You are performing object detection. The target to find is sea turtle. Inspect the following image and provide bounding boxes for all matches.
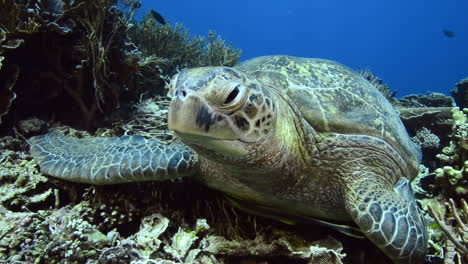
[30,55,428,263]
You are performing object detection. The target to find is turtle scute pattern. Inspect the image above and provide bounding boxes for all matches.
[235,55,421,177]
[237,56,427,263]
[29,133,198,184]
[350,177,428,263]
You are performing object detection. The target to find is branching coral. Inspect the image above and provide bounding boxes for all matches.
[428,198,468,264]
[197,31,242,67]
[428,107,468,197]
[412,127,441,150]
[0,0,242,130]
[128,14,242,95]
[0,0,42,34]
[359,69,398,105]
[437,108,467,167]
[129,17,204,76]
[74,0,139,111]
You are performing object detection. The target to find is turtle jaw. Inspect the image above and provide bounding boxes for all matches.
[168,95,243,141]
[174,131,249,158]
[169,96,250,157]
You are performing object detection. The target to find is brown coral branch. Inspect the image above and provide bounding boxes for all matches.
[428,199,468,261]
[462,199,468,223]
[451,199,468,233]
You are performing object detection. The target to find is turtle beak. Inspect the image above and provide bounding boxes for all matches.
[168,91,240,140]
[168,94,205,133]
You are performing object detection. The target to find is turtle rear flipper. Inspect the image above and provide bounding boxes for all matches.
[29,133,199,184]
[347,177,428,264]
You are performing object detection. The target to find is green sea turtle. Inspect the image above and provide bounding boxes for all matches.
[30,55,428,263]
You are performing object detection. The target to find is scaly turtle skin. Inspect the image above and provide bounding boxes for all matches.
[30,55,428,263]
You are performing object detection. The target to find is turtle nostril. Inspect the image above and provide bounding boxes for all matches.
[175,89,187,98]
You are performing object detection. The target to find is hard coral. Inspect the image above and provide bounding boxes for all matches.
[412,127,441,150]
[437,108,468,166]
[435,164,467,196]
[359,69,398,105]
[129,17,205,76]
[428,198,468,264]
[451,78,468,109]
[128,15,242,95]
[0,28,21,125]
[198,31,242,67]
[0,0,140,130]
[432,108,468,198]
[398,93,454,108]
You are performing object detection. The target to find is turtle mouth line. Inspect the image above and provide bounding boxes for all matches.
[175,131,249,157]
[175,131,225,143]
[174,131,247,144]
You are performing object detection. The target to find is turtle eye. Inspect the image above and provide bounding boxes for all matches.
[224,85,240,105]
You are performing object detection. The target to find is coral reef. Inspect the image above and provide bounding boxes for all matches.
[128,14,242,96]
[197,31,242,67]
[398,106,453,171]
[0,136,54,212]
[359,69,398,105]
[125,213,347,264]
[0,0,140,130]
[0,1,242,132]
[0,63,18,125]
[413,108,467,263]
[412,127,441,150]
[7,2,468,264]
[428,198,467,264]
[398,107,453,136]
[432,108,468,197]
[451,78,468,109]
[436,108,468,168]
[398,92,454,108]
[129,17,205,75]
[412,127,442,169]
[0,129,351,263]
[434,164,467,197]
[0,26,21,125]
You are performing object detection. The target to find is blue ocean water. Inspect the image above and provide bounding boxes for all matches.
[140,0,468,97]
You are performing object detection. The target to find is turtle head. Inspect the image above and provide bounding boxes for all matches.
[168,67,277,158]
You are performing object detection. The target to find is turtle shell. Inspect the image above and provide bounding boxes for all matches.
[235,55,421,178]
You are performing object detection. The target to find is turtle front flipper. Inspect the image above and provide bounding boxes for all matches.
[346,177,428,263]
[29,133,199,184]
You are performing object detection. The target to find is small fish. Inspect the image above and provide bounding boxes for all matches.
[149,9,167,25]
[442,29,455,38]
